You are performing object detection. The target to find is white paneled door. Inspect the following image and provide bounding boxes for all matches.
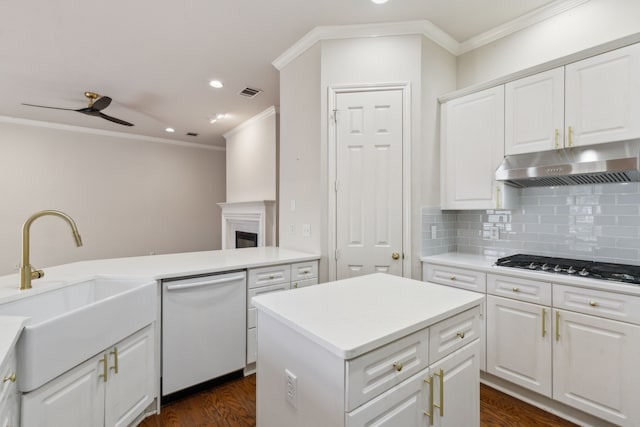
[335,89,403,279]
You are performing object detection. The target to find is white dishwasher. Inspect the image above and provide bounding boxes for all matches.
[162,270,246,396]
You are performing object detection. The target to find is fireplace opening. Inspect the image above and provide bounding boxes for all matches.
[236,231,258,248]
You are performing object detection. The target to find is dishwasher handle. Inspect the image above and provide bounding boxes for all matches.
[165,274,246,291]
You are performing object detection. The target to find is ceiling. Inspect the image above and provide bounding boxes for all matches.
[0,0,567,147]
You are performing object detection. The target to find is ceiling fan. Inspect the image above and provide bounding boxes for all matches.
[22,91,134,126]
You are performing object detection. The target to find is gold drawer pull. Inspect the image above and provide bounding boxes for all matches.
[554,128,559,149]
[393,362,403,372]
[449,275,456,281]
[512,287,520,292]
[568,126,573,147]
[301,269,310,274]
[110,347,119,374]
[456,332,465,339]
[589,301,598,307]
[3,372,16,383]
[434,369,444,416]
[542,308,547,338]
[99,354,108,382]
[424,376,434,425]
[293,283,298,288]
[268,274,275,279]
[556,311,561,342]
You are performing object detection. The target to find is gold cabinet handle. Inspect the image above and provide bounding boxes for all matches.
[496,186,502,209]
[554,128,559,149]
[99,354,108,382]
[512,287,520,293]
[3,372,16,383]
[268,274,275,280]
[568,126,573,147]
[555,311,561,342]
[434,368,444,416]
[456,332,465,339]
[302,269,310,274]
[293,282,298,288]
[589,301,598,307]
[449,275,456,281]
[393,362,403,372]
[424,376,434,426]
[542,308,547,338]
[110,347,119,374]
[391,252,400,260]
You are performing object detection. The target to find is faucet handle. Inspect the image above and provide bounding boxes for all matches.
[30,267,44,280]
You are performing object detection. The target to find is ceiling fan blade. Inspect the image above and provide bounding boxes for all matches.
[91,96,112,111]
[21,103,76,111]
[98,112,134,126]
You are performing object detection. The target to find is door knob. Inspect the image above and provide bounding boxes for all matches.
[391,252,400,260]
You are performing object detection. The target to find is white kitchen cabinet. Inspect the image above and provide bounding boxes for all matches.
[441,86,517,210]
[505,67,565,155]
[565,42,640,148]
[0,345,18,427]
[553,284,640,427]
[21,324,154,427]
[424,263,487,371]
[246,261,319,368]
[486,295,551,397]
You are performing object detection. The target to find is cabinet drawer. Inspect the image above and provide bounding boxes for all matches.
[248,264,290,289]
[291,261,318,281]
[345,328,429,412]
[429,306,481,365]
[553,284,640,325]
[248,282,290,309]
[488,274,551,305]
[424,264,486,292]
[291,277,318,289]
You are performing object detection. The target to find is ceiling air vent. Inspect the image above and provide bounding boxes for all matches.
[238,87,262,98]
[186,132,199,137]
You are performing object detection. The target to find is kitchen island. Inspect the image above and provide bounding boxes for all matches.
[252,273,485,427]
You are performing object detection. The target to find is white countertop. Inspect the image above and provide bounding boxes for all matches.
[0,246,319,304]
[422,252,640,296]
[252,273,484,360]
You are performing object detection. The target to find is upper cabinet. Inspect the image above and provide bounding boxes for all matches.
[565,42,640,147]
[441,86,517,210]
[506,43,640,155]
[505,68,564,155]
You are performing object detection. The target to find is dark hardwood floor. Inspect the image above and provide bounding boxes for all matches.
[140,375,578,427]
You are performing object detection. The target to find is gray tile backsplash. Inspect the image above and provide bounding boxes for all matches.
[422,183,640,265]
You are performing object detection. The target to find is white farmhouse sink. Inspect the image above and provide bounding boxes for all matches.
[0,277,156,392]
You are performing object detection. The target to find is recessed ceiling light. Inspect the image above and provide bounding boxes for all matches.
[371,0,388,3]
[165,127,175,133]
[216,113,226,120]
[209,80,223,89]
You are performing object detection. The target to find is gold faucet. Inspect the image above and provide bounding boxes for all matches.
[20,210,83,290]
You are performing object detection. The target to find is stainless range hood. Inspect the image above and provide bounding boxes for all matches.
[495,140,640,188]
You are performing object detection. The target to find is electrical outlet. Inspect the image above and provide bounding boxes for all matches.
[302,224,311,237]
[285,369,297,409]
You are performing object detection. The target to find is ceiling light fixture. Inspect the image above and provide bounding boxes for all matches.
[371,0,389,3]
[209,80,224,89]
[165,127,175,133]
[210,113,227,124]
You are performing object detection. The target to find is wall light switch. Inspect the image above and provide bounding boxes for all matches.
[302,224,311,237]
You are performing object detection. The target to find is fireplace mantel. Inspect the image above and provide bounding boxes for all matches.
[217,200,276,249]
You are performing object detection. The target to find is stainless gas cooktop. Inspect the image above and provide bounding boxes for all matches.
[495,254,640,285]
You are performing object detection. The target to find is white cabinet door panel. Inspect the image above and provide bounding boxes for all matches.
[565,43,640,147]
[505,67,564,154]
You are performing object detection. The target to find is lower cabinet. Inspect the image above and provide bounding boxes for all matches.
[346,340,480,427]
[486,295,552,397]
[21,324,155,427]
[0,347,18,427]
[553,309,640,426]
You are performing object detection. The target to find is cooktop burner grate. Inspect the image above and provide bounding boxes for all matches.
[495,254,640,285]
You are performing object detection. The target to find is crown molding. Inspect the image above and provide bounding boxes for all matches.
[223,105,278,140]
[272,0,590,69]
[272,20,459,70]
[458,0,590,54]
[0,116,226,151]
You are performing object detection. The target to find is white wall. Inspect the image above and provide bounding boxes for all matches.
[224,107,277,203]
[278,44,322,265]
[457,0,640,87]
[0,121,226,275]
